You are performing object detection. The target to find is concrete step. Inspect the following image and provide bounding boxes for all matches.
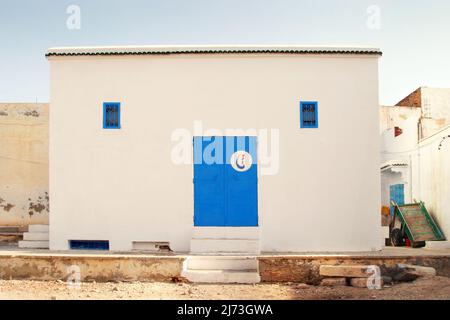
[0,242,18,247]
[0,233,23,243]
[23,232,49,241]
[18,240,49,249]
[0,226,21,233]
[182,269,261,283]
[0,232,23,236]
[28,225,49,233]
[186,257,258,271]
[192,227,260,240]
[190,239,260,254]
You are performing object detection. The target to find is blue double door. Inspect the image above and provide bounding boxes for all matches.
[193,136,258,227]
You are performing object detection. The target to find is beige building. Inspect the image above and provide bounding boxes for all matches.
[387,87,450,139]
[0,103,49,227]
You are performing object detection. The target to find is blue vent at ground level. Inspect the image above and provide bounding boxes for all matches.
[69,240,110,250]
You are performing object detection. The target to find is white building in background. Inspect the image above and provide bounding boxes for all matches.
[47,45,382,253]
[380,87,450,241]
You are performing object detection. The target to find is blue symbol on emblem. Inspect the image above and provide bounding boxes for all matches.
[231,151,252,172]
[236,155,246,170]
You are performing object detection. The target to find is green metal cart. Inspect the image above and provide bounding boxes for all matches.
[389,201,446,248]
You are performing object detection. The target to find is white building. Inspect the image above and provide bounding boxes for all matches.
[380,87,450,242]
[47,45,382,253]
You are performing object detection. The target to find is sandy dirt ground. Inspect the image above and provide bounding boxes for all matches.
[0,276,449,300]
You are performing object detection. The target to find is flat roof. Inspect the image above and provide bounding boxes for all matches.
[46,45,382,57]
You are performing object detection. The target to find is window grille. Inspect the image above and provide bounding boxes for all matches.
[300,101,318,128]
[103,102,121,129]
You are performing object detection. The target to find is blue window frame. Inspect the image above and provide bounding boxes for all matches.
[103,102,121,129]
[300,101,318,128]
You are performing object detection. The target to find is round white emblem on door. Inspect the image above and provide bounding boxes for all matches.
[230,151,253,172]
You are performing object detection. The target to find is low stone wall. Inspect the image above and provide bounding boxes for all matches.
[0,252,448,283]
[0,254,184,282]
[258,255,450,284]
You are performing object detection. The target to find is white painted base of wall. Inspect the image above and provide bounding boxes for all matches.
[182,256,260,283]
[190,239,260,254]
[186,256,258,270]
[425,241,450,250]
[190,227,260,254]
[381,226,390,239]
[183,270,260,283]
[381,226,390,246]
[18,240,49,249]
[192,227,260,240]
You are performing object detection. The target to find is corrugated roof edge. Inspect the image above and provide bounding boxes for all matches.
[45,45,382,57]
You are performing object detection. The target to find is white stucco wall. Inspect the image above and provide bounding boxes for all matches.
[381,123,450,239]
[379,106,419,209]
[415,127,450,238]
[49,52,381,252]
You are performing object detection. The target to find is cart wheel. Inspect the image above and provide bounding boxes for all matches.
[390,228,404,247]
[411,241,426,248]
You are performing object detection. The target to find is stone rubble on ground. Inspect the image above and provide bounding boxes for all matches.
[319,264,436,289]
[397,264,437,277]
[393,264,437,282]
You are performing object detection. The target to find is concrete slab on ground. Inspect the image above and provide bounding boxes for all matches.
[320,265,371,278]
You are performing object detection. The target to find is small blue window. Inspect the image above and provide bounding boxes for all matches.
[103,102,121,129]
[300,101,318,128]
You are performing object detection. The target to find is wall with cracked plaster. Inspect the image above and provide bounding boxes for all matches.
[0,103,49,226]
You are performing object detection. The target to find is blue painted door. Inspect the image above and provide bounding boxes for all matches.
[390,184,405,216]
[193,136,258,227]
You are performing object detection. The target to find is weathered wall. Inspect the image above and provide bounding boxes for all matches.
[394,87,450,120]
[0,103,49,226]
[421,118,447,139]
[421,87,450,121]
[0,253,184,282]
[379,105,421,134]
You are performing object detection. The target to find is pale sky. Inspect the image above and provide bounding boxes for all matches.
[1,0,450,105]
